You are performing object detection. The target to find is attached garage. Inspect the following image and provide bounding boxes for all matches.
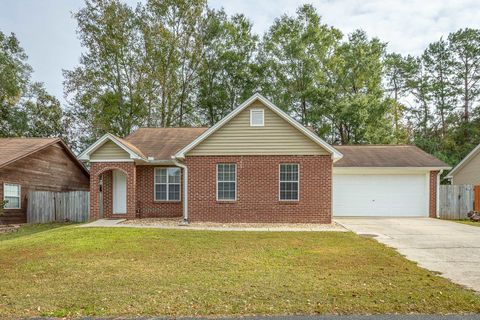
[333,172,428,217]
[332,146,450,218]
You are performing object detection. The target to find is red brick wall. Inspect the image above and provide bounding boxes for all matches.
[184,155,332,223]
[136,165,183,218]
[429,170,439,218]
[90,162,137,220]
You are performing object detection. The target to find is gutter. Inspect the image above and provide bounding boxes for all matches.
[172,157,189,224]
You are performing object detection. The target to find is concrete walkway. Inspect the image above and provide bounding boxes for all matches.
[80,218,347,232]
[336,217,480,292]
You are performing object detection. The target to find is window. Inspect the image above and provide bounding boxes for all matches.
[154,167,181,201]
[217,163,236,201]
[3,183,20,209]
[279,164,299,201]
[250,108,264,126]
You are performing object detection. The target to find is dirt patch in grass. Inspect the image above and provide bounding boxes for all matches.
[0,227,479,318]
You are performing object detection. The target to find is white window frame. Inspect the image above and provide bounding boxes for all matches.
[216,163,237,201]
[250,108,265,127]
[279,163,300,201]
[3,183,21,209]
[154,167,181,202]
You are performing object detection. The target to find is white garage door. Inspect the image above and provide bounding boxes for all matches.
[333,174,428,217]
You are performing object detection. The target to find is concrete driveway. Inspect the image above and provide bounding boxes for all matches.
[335,217,480,292]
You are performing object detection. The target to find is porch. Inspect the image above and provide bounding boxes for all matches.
[89,162,183,220]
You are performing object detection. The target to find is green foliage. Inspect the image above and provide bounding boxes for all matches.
[3,1,480,169]
[0,31,66,140]
[0,200,6,215]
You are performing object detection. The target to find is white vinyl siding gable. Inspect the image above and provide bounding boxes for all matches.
[188,103,329,156]
[90,140,131,161]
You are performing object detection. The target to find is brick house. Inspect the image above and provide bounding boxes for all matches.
[0,138,90,224]
[79,93,450,223]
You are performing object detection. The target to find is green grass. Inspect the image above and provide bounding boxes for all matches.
[0,225,479,318]
[454,220,480,227]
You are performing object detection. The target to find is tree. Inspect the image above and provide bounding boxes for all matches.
[327,30,392,144]
[259,4,342,135]
[64,0,147,144]
[422,38,457,137]
[383,53,410,142]
[0,31,31,136]
[196,9,258,125]
[139,0,207,127]
[448,28,480,122]
[0,30,65,139]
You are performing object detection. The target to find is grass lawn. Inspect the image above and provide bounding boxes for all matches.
[454,219,480,227]
[0,225,480,318]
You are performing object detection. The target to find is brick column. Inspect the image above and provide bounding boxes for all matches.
[89,169,100,221]
[429,170,439,218]
[126,164,136,219]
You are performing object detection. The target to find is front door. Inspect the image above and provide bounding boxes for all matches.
[112,170,127,214]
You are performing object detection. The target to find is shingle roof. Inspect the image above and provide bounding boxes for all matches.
[333,145,449,168]
[0,137,89,174]
[125,127,208,160]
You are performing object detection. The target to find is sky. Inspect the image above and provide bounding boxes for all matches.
[1,0,480,103]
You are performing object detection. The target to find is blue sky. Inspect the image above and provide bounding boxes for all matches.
[1,0,479,103]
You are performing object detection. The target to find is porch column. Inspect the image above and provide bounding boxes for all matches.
[89,163,101,221]
[126,163,137,219]
[429,170,440,218]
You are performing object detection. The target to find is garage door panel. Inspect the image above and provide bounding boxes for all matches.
[333,174,428,217]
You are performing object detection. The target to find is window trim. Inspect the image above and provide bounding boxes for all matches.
[278,163,300,202]
[216,163,237,201]
[154,167,181,202]
[250,108,265,127]
[3,183,21,209]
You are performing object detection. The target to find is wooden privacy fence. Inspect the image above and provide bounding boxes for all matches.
[27,191,90,223]
[439,185,473,220]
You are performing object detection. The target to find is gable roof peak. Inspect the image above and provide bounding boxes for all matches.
[174,93,343,161]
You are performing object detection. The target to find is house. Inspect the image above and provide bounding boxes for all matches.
[446,143,480,185]
[79,93,450,223]
[0,138,90,224]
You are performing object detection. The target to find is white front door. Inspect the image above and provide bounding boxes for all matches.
[333,173,429,217]
[112,170,127,214]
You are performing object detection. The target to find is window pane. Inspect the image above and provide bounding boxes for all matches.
[168,184,180,201]
[155,168,167,184]
[4,184,19,197]
[4,196,19,209]
[168,168,180,184]
[280,164,299,200]
[155,184,167,201]
[251,109,264,126]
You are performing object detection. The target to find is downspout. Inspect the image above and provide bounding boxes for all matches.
[436,169,443,218]
[172,157,188,224]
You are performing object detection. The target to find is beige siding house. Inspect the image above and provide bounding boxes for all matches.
[447,144,480,185]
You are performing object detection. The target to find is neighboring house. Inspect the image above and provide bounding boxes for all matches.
[446,143,480,185]
[79,93,450,223]
[0,138,90,224]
